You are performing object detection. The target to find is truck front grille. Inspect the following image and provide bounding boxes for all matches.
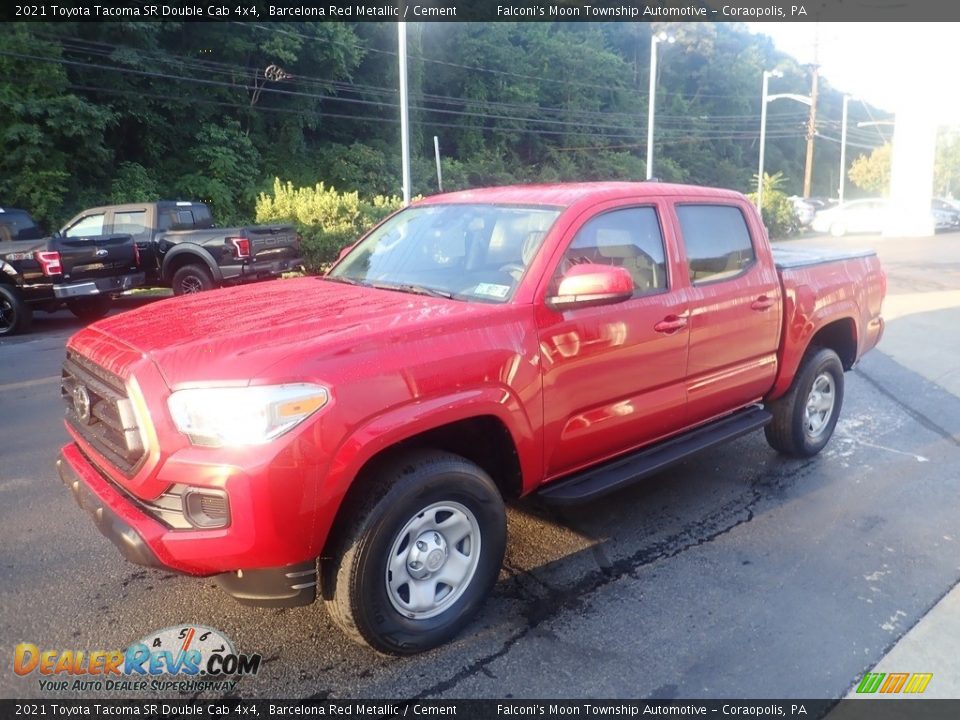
[61,352,146,476]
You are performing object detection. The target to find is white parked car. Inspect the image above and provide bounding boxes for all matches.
[788,196,816,227]
[812,198,954,236]
[811,199,892,237]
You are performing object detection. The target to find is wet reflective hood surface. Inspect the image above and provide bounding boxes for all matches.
[85,277,498,388]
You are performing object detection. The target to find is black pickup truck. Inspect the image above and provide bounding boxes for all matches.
[60,201,302,295]
[0,207,143,336]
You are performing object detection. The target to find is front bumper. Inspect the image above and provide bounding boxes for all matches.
[53,272,145,299]
[57,452,164,569]
[57,444,317,607]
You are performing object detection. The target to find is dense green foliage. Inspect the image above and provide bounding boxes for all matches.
[256,178,405,270]
[746,172,799,238]
[1,21,895,234]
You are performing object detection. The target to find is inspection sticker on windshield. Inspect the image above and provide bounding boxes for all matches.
[474,283,511,299]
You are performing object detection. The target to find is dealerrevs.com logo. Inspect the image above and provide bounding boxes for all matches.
[13,625,261,693]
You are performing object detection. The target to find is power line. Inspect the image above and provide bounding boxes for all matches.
[39,33,820,135]
[814,132,885,151]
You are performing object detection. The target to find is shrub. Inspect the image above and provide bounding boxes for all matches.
[256,178,405,271]
[746,172,800,239]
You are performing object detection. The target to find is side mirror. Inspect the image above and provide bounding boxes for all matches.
[546,263,634,311]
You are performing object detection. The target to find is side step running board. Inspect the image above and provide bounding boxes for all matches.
[537,406,772,505]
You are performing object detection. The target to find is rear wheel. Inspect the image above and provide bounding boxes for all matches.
[829,221,847,237]
[765,347,844,457]
[171,264,214,295]
[0,285,32,336]
[323,450,506,655]
[67,296,111,321]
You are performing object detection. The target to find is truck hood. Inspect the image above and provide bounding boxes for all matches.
[84,278,498,388]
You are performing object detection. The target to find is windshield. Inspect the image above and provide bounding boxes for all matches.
[328,204,561,303]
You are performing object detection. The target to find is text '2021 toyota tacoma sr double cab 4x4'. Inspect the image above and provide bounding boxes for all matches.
[56,183,885,654]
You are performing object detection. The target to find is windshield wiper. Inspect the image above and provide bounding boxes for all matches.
[367,281,457,300]
[323,275,364,286]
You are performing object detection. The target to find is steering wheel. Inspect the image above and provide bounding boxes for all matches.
[498,263,525,281]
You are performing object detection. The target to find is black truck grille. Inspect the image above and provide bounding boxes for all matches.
[61,352,146,476]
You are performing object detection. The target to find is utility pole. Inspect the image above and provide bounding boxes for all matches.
[802,27,819,198]
[398,22,411,206]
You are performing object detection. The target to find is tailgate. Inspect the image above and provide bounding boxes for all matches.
[244,226,300,263]
[50,234,139,281]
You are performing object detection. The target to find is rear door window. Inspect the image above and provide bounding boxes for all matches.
[113,210,149,239]
[676,205,756,284]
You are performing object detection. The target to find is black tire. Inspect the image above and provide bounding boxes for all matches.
[764,347,845,457]
[171,264,214,295]
[322,450,506,655]
[0,284,32,337]
[67,296,112,321]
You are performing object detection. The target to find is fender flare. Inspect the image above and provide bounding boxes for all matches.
[770,294,860,400]
[160,244,223,284]
[313,387,540,552]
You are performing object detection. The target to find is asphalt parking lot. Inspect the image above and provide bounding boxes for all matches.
[2,232,959,700]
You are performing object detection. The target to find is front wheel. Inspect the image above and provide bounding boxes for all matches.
[67,296,112,321]
[765,347,845,457]
[323,450,506,655]
[829,222,847,238]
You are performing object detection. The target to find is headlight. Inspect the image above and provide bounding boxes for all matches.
[167,384,329,447]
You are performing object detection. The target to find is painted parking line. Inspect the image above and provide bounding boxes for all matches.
[0,375,61,393]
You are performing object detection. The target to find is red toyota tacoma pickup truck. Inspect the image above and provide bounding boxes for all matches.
[56,183,885,654]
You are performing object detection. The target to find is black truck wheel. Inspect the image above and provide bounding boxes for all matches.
[764,347,845,457]
[0,285,32,336]
[323,450,506,655]
[171,264,214,295]
[67,296,112,321]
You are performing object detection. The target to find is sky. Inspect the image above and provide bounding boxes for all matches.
[748,22,960,123]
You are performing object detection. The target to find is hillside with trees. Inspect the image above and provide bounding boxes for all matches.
[1,21,897,232]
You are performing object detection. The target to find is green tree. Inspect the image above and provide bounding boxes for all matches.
[0,24,110,226]
[934,130,960,198]
[175,121,261,224]
[848,143,892,195]
[110,162,160,204]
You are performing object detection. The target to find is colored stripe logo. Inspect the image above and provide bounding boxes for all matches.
[856,672,933,694]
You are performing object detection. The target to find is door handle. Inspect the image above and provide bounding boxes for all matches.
[751,295,775,311]
[654,315,688,334]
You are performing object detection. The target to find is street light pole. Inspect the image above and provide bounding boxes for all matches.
[398,22,411,206]
[757,70,810,213]
[646,32,674,180]
[757,70,780,212]
[839,94,851,205]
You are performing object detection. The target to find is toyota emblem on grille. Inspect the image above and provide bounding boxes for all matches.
[95,248,108,256]
[72,384,93,424]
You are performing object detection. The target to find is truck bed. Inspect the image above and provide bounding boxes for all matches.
[769,245,886,401]
[772,245,877,269]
